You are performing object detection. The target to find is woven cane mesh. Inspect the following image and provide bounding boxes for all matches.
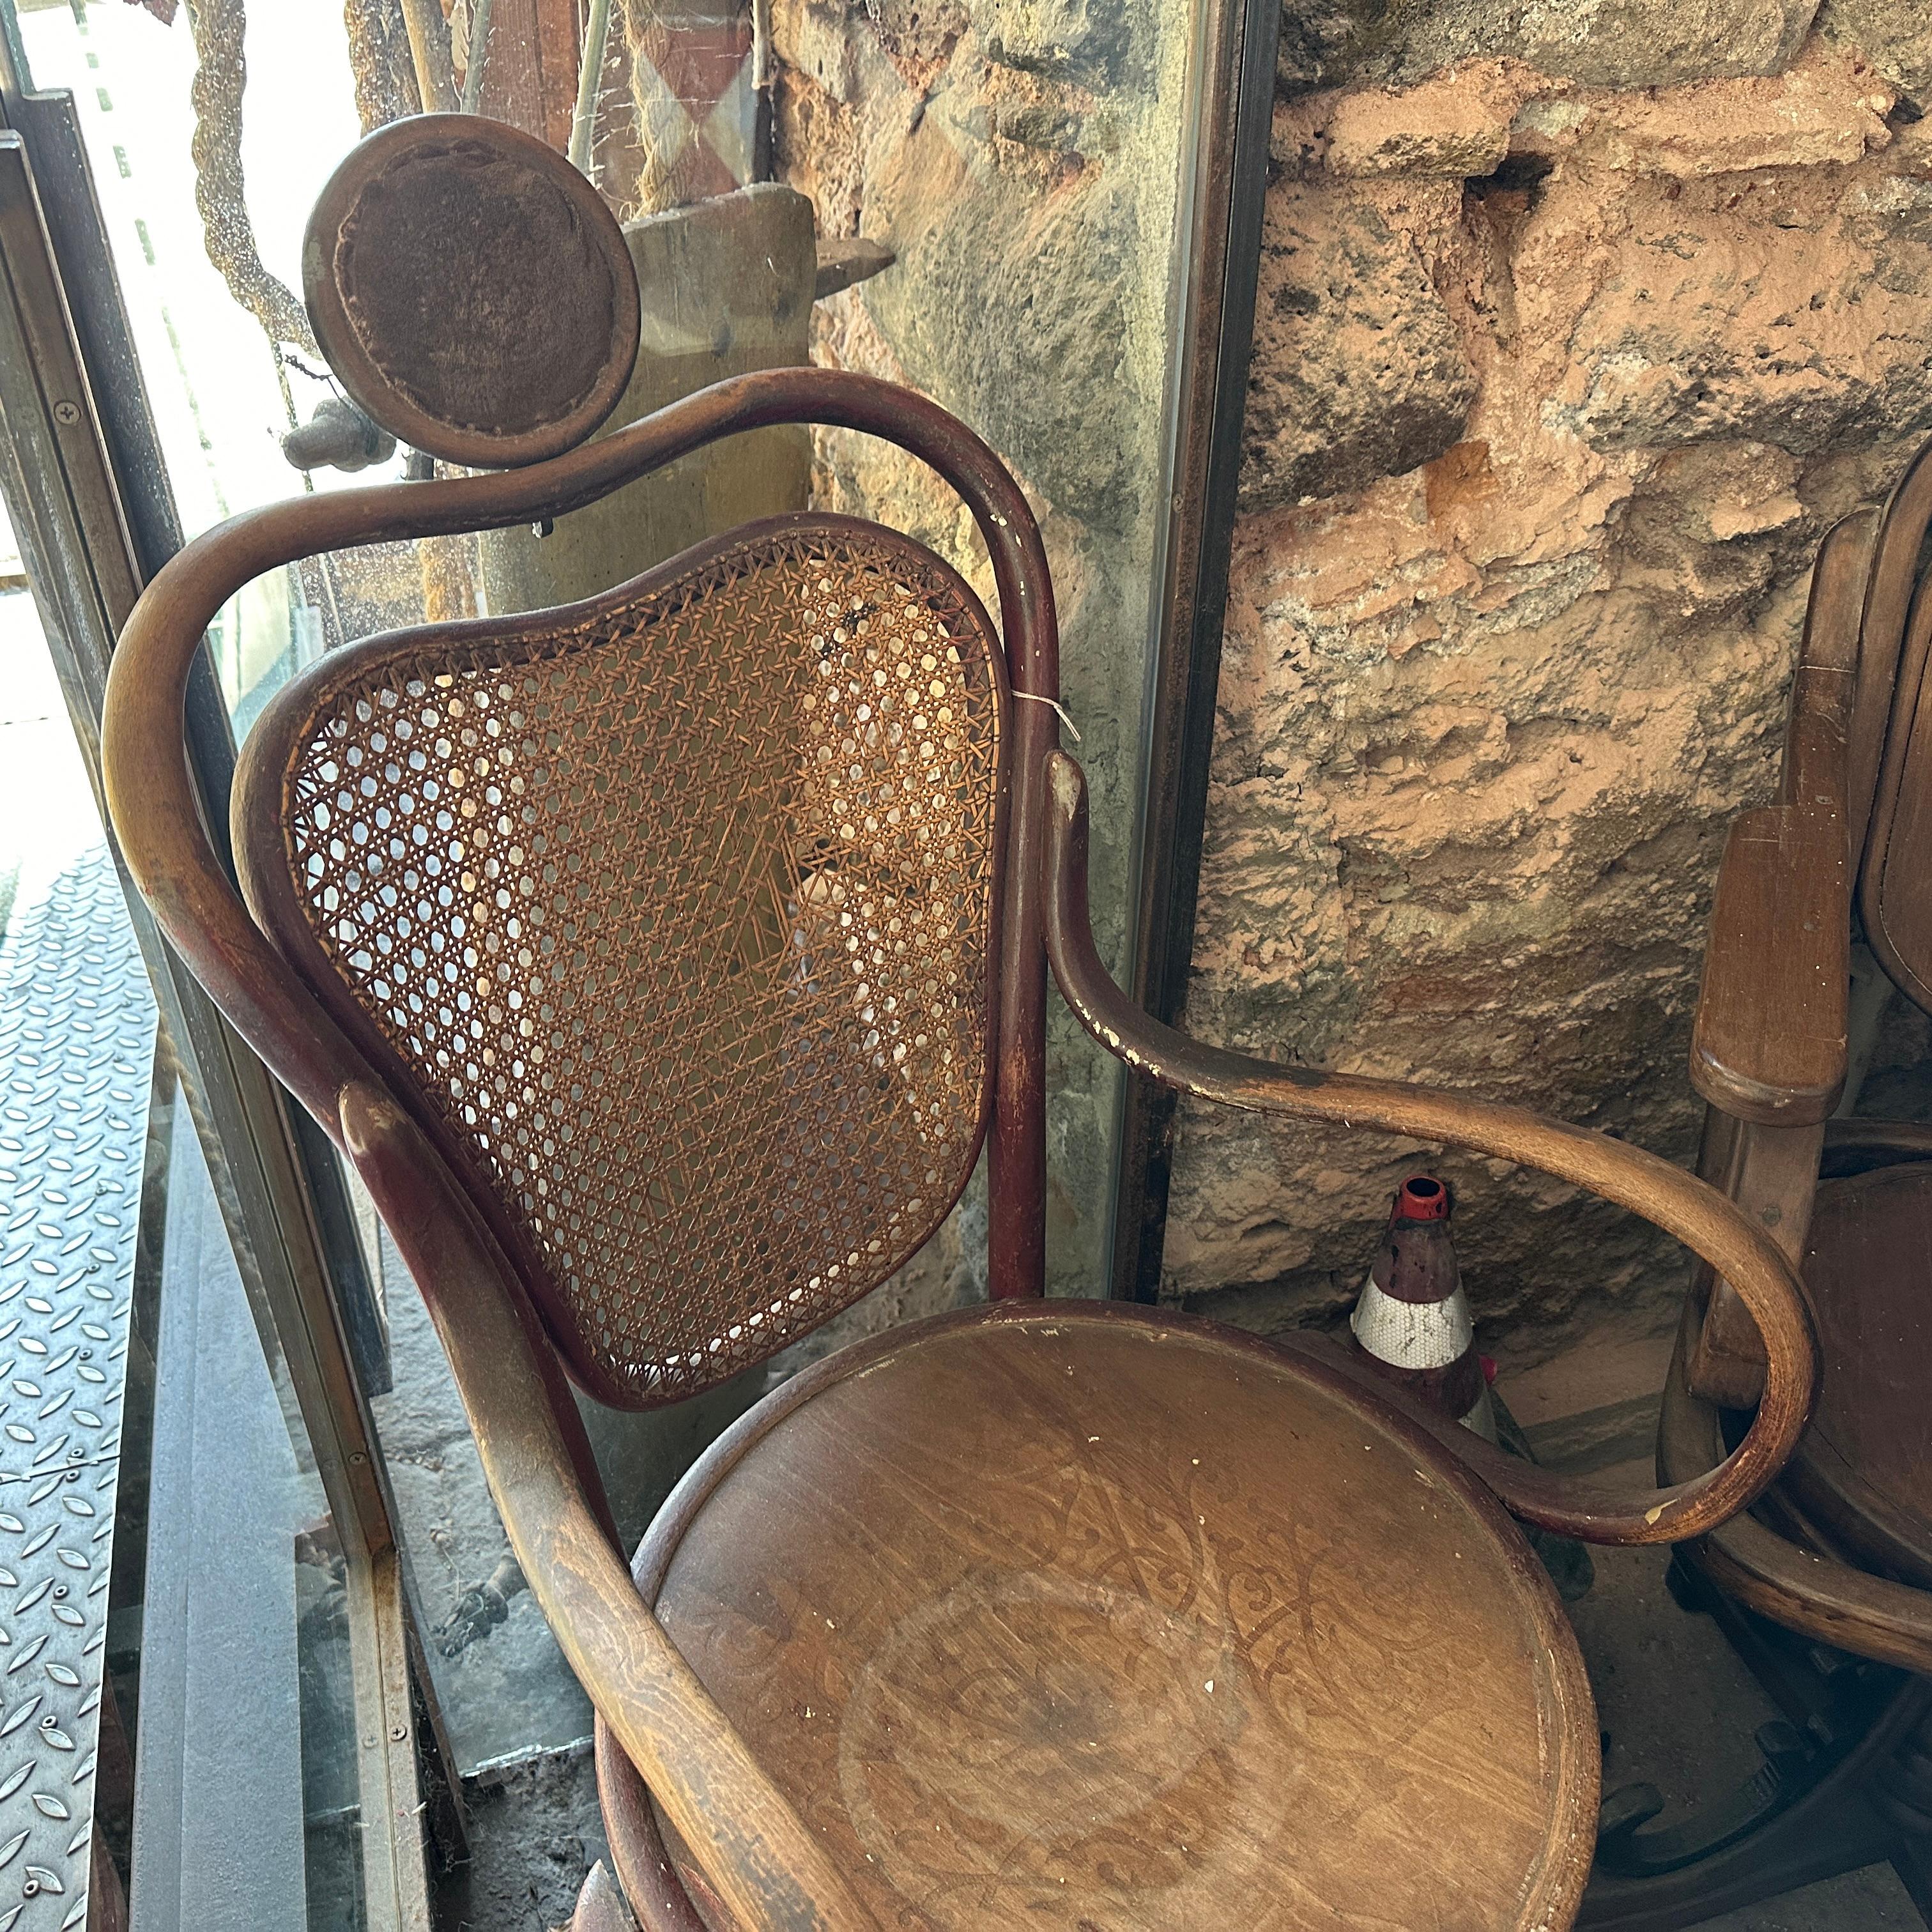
[253,520,1005,1404]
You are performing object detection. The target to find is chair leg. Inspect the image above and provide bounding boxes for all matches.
[569,1860,640,1932]
[1579,1558,1932,1929]
[1579,1764,1902,1929]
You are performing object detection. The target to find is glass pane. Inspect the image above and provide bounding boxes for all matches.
[778,6,1200,1299]
[13,0,424,736]
[8,0,1206,1779]
[0,524,367,1925]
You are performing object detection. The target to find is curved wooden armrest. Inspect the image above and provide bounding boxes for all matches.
[100,366,1051,1932]
[1823,1117,1932,1163]
[342,1089,877,1932]
[341,1084,877,1932]
[102,365,1057,1146]
[1658,1313,1932,1675]
[1042,751,1816,1546]
[1690,807,1848,1126]
[1690,509,1866,1127]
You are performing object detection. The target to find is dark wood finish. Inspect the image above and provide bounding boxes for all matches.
[1631,432,1932,1931]
[1690,508,1866,1126]
[1043,749,1817,1546]
[572,1860,642,1931]
[233,514,1007,1409]
[342,1080,876,1931]
[628,1301,1597,1932]
[1684,510,1867,1407]
[1825,1117,1932,1162]
[106,357,1816,1930]
[1664,436,1932,1674]
[1781,1165,1932,1588]
[1660,1309,1932,1675]
[103,367,1061,1298]
[1851,437,1932,853]
[1683,1111,1823,1411]
[105,367,1055,1928]
[302,115,640,468]
[1862,570,1932,1010]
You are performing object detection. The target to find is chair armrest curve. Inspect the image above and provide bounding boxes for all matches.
[1690,808,1848,1125]
[340,1084,878,1932]
[1659,1320,1932,1674]
[1692,507,1867,1126]
[1042,751,1816,1547]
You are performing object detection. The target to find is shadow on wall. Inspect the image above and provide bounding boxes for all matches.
[1175,1,1932,1353]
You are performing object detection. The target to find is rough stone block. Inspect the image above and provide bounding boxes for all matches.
[1241,180,1477,510]
[1278,0,1824,94]
[861,102,1145,530]
[1280,38,1896,182]
[983,0,1138,81]
[1173,61,1932,1341]
[1558,145,1932,455]
[1820,0,1932,106]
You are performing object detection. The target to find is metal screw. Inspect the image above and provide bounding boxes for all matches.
[51,401,79,425]
[348,1451,367,1465]
[388,1723,408,1742]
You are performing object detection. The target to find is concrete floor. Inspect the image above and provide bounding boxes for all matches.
[437,1747,611,1932]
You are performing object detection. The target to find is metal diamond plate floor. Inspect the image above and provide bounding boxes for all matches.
[0,847,153,1929]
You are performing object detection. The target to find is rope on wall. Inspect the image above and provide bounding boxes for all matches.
[183,0,319,354]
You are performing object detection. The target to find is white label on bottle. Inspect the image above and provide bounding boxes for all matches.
[1350,1274,1473,1370]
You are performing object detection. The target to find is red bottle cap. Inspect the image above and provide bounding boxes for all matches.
[1392,1175,1451,1223]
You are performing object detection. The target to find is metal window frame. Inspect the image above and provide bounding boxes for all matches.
[1108,0,1280,1304]
[0,68,442,1932]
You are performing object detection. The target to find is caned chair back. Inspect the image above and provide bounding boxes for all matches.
[234,512,1009,1405]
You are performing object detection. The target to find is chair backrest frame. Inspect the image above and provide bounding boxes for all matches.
[103,367,1064,1416]
[1855,434,1932,1013]
[233,510,1012,1406]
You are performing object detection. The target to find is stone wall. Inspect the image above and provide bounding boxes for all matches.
[1167,6,1932,1354]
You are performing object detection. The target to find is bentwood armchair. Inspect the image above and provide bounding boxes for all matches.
[103,362,1820,1931]
[1583,438,1932,1925]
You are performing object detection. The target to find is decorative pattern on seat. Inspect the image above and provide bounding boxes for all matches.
[239,516,1006,1404]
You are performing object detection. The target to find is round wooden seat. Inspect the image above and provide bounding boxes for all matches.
[1783,1165,1932,1586]
[599,1301,1598,1931]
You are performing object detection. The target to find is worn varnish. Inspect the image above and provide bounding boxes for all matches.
[1783,1167,1932,1586]
[236,515,1006,1408]
[303,115,640,468]
[634,1303,1597,1932]
[101,364,1820,1931]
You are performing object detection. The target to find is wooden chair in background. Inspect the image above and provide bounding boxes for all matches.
[1584,441,1932,1928]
